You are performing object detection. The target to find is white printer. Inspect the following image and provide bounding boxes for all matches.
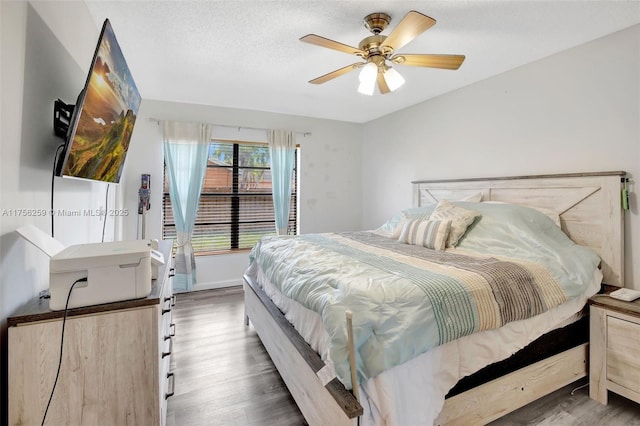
[49,240,164,310]
[16,226,165,311]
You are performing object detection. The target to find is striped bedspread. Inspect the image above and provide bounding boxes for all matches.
[337,232,566,340]
[249,204,600,389]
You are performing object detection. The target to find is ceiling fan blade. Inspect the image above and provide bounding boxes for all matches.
[300,34,366,56]
[381,11,436,52]
[308,62,363,84]
[377,71,391,94]
[392,54,465,70]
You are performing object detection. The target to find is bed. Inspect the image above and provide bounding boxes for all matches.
[243,171,626,425]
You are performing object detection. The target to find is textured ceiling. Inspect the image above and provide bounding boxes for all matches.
[83,1,640,123]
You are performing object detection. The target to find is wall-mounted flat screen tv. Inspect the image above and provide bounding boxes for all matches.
[55,18,141,183]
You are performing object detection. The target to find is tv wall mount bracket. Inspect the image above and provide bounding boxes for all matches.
[53,99,75,139]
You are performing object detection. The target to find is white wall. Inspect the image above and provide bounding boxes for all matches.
[120,99,363,289]
[0,2,117,423]
[362,24,640,289]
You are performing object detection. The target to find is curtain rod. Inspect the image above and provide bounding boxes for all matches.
[148,117,312,137]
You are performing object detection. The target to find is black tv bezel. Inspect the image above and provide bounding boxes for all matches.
[55,18,139,184]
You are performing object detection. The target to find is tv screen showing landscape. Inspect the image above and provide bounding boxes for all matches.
[59,19,141,183]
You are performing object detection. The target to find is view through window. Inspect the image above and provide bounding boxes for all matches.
[163,140,298,254]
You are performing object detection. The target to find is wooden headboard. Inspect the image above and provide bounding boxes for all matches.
[412,171,626,287]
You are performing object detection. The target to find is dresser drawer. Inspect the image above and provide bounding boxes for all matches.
[159,291,174,356]
[157,266,175,426]
[606,315,640,394]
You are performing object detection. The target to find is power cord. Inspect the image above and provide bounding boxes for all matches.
[571,381,589,395]
[101,184,110,242]
[51,144,65,238]
[41,277,87,426]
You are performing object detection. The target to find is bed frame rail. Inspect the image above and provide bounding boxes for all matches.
[436,343,588,425]
[243,274,362,425]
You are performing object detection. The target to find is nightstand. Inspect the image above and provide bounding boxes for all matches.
[589,293,640,405]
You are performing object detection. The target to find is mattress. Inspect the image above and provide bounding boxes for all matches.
[249,262,600,425]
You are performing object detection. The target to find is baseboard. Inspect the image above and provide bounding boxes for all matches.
[191,278,243,291]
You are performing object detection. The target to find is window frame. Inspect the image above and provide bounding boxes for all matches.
[162,138,299,255]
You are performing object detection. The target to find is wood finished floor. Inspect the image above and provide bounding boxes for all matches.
[167,287,640,425]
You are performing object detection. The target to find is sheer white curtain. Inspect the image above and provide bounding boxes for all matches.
[267,130,296,235]
[162,120,213,291]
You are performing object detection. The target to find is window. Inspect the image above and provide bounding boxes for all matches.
[163,140,298,254]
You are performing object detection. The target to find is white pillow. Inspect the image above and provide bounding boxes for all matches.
[460,192,483,202]
[482,201,561,227]
[429,200,481,247]
[530,206,562,228]
[398,219,451,251]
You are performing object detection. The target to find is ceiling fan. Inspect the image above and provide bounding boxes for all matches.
[300,11,465,95]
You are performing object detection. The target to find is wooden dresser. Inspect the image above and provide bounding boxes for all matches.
[589,293,640,406]
[8,240,175,426]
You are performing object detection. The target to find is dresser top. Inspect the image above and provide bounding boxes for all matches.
[8,240,173,327]
[589,293,640,318]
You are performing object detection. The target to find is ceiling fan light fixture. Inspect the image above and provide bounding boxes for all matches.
[301,10,464,95]
[383,67,405,92]
[357,62,377,95]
